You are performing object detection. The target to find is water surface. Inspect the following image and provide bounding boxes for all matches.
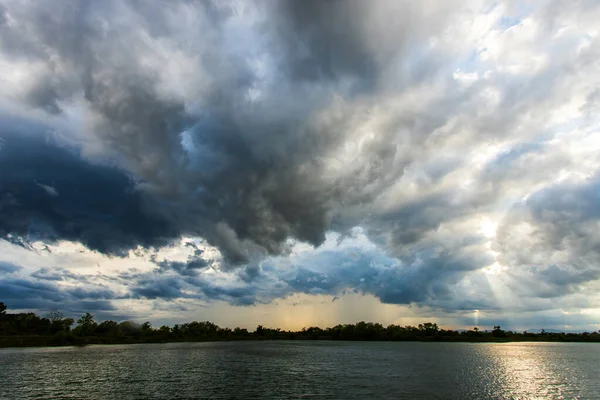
[1,341,599,399]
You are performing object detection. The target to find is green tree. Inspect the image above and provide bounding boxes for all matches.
[118,321,142,338]
[141,321,153,337]
[96,320,118,336]
[418,322,439,336]
[74,313,97,336]
[0,302,6,316]
[62,318,74,331]
[46,310,73,333]
[158,325,171,336]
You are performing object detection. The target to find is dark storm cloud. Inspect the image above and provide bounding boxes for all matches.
[267,0,456,91]
[270,0,380,86]
[130,279,184,300]
[154,258,211,277]
[127,271,258,306]
[0,275,117,311]
[0,0,334,262]
[0,0,461,264]
[123,234,494,311]
[1,0,600,325]
[0,132,177,255]
[0,278,64,303]
[280,243,493,308]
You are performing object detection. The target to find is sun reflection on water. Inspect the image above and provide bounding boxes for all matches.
[480,343,589,399]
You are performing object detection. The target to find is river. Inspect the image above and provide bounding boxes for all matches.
[1,341,599,399]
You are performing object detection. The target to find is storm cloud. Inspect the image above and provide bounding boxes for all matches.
[0,130,177,255]
[1,0,600,329]
[0,0,490,263]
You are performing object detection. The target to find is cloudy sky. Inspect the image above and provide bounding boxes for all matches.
[1,0,600,331]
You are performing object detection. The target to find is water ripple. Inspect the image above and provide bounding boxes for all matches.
[0,342,599,399]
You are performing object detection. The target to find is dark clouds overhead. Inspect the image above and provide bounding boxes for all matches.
[0,276,118,313]
[1,0,347,262]
[0,131,176,255]
[0,0,476,264]
[0,0,599,327]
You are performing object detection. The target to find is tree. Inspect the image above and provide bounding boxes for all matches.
[96,320,118,335]
[233,327,249,336]
[118,321,142,338]
[141,321,153,336]
[418,322,439,336]
[62,318,74,331]
[75,313,97,336]
[0,302,6,316]
[48,310,63,323]
[46,310,73,333]
[492,325,505,338]
[158,325,171,336]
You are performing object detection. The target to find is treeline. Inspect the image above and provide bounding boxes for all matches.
[1,302,600,347]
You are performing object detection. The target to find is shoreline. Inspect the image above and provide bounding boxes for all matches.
[3,335,600,349]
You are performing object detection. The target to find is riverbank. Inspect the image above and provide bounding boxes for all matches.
[3,334,600,348]
[3,307,599,348]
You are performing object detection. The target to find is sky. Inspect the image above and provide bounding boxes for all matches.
[1,0,600,332]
